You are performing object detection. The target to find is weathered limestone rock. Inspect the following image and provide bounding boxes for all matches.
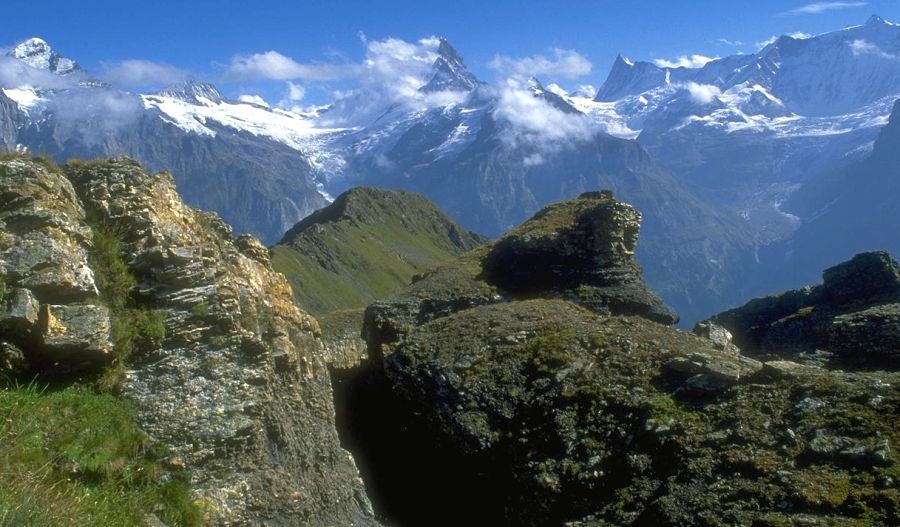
[692,321,739,354]
[0,158,98,303]
[0,287,40,334]
[38,304,113,362]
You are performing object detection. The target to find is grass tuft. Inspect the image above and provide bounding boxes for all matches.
[0,381,202,526]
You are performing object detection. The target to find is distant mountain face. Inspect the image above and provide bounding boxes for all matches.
[3,18,900,322]
[749,99,900,294]
[0,43,329,243]
[577,15,900,241]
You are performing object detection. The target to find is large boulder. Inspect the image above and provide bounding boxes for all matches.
[483,191,677,325]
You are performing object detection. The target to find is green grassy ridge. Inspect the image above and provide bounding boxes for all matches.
[273,187,487,314]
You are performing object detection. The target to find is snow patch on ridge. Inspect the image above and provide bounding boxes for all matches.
[142,93,347,147]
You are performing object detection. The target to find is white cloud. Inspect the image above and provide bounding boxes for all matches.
[717,38,745,47]
[238,94,269,107]
[756,36,779,49]
[0,55,70,90]
[755,32,811,50]
[100,60,187,88]
[782,2,867,15]
[276,81,308,110]
[286,81,305,101]
[849,39,898,59]
[362,36,442,97]
[491,78,596,149]
[522,153,545,166]
[683,82,722,104]
[488,48,592,80]
[572,84,597,98]
[224,50,358,81]
[652,54,716,69]
[319,36,475,126]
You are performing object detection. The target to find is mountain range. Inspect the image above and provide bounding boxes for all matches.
[4,16,900,322]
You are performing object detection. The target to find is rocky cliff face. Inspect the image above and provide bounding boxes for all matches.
[0,155,378,526]
[332,193,900,527]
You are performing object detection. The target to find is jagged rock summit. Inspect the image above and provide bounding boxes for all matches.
[0,155,378,526]
[420,38,482,93]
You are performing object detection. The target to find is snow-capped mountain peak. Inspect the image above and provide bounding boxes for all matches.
[594,54,670,102]
[8,37,82,76]
[420,38,482,93]
[865,14,891,27]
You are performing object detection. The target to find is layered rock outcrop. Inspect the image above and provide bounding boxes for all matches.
[709,251,900,367]
[0,156,378,526]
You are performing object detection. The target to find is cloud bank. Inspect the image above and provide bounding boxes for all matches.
[849,39,899,59]
[224,50,359,81]
[488,48,592,80]
[782,2,867,16]
[653,54,717,69]
[100,60,187,88]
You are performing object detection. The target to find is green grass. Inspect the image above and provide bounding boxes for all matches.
[272,188,485,315]
[525,328,577,375]
[0,382,202,526]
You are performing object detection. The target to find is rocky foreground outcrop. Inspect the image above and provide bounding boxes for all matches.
[363,191,677,360]
[0,156,378,526]
[337,193,900,526]
[709,251,900,368]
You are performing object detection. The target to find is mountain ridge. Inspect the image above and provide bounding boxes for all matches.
[272,186,487,315]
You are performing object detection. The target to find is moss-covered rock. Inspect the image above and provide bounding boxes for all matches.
[349,198,899,526]
[375,299,900,525]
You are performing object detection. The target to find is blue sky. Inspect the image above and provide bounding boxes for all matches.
[3,0,900,105]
